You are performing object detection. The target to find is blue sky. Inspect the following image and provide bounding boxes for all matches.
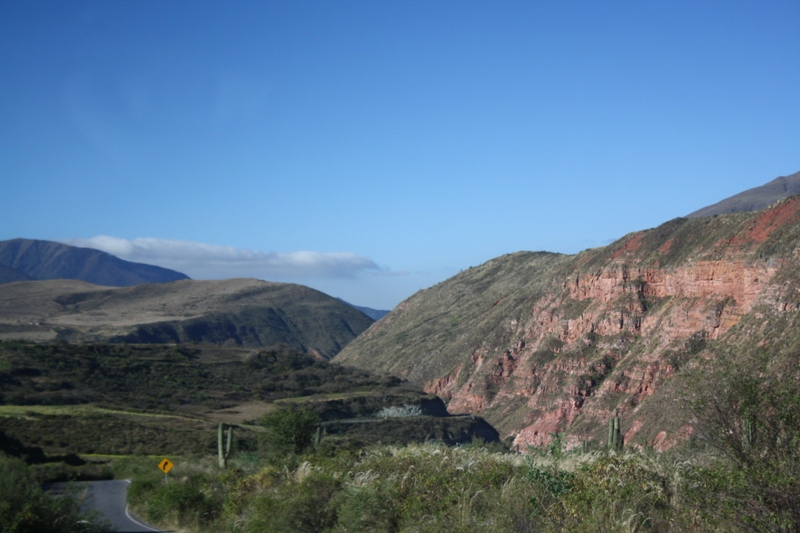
[1,1,798,310]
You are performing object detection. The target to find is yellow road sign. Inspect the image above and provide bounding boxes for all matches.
[158,458,174,474]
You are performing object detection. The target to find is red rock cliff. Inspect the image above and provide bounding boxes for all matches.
[336,197,800,451]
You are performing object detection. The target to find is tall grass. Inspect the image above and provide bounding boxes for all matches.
[124,441,745,533]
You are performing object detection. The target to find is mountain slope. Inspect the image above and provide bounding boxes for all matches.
[0,278,374,357]
[0,238,189,286]
[336,196,800,449]
[686,170,800,218]
[0,264,31,284]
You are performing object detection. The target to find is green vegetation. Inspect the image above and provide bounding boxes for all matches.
[218,423,234,468]
[0,455,112,533]
[0,409,231,456]
[0,340,504,530]
[259,406,320,457]
[115,354,800,532]
[0,341,407,411]
[0,341,496,466]
[120,435,796,532]
[0,341,449,456]
[684,347,800,531]
[607,416,623,452]
[2,331,799,531]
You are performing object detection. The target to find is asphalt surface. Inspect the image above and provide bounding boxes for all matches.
[79,480,161,533]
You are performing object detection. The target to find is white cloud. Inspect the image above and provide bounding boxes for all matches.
[62,236,380,280]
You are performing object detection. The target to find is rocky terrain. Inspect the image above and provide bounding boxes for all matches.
[336,194,800,450]
[0,278,374,357]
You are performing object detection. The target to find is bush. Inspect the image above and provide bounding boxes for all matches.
[0,455,111,533]
[259,406,320,457]
[333,480,402,532]
[561,455,674,532]
[128,473,222,530]
[244,470,340,533]
[686,349,800,531]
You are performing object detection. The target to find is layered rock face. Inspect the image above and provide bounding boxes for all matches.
[336,197,800,450]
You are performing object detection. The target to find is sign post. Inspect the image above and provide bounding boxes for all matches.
[158,457,174,483]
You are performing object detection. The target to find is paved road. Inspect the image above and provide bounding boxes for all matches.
[80,480,161,533]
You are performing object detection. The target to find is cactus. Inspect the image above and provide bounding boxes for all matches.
[608,417,623,452]
[218,423,233,469]
[742,407,756,450]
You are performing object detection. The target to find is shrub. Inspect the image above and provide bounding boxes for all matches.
[244,470,340,533]
[0,455,111,533]
[259,406,320,457]
[686,349,800,531]
[333,480,402,532]
[128,473,222,530]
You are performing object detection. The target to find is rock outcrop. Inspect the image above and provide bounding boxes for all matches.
[336,196,800,450]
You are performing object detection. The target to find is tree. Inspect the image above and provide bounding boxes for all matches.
[686,348,800,531]
[260,406,320,456]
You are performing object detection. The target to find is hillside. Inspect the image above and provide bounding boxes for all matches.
[336,195,800,449]
[0,278,373,357]
[0,341,500,457]
[686,169,800,217]
[0,238,188,286]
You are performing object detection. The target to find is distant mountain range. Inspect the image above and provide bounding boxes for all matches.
[0,238,381,355]
[0,263,31,284]
[0,238,389,322]
[0,238,188,286]
[687,169,800,218]
[337,299,390,320]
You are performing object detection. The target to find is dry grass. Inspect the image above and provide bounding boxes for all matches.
[0,278,373,355]
[202,401,277,424]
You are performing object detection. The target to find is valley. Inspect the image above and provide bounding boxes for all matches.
[0,341,486,456]
[2,176,800,532]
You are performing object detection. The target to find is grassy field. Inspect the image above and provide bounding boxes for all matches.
[0,404,188,418]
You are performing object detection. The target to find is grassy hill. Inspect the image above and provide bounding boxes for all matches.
[335,251,567,383]
[0,278,373,357]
